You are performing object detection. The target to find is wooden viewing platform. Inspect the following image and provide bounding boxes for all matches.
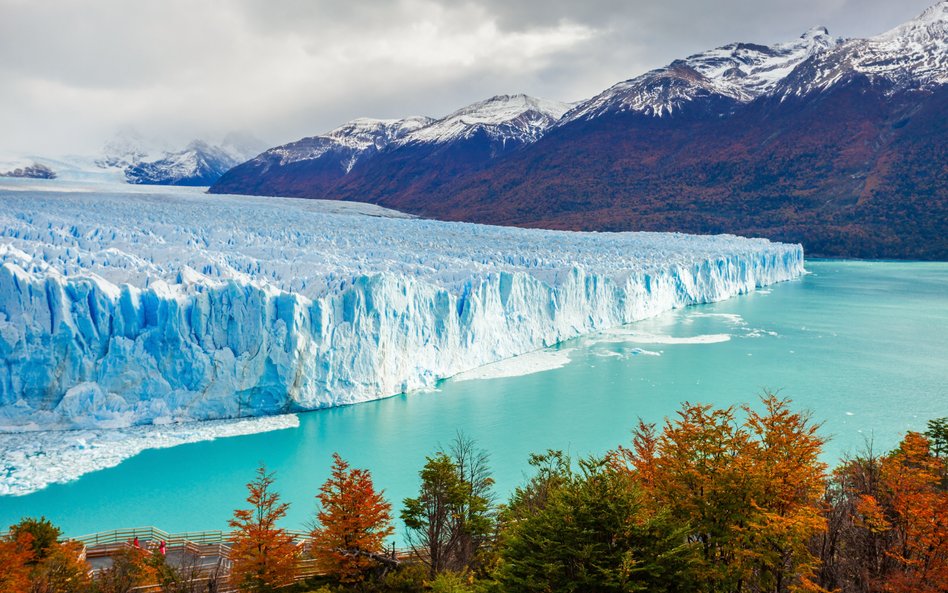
[64,525,415,590]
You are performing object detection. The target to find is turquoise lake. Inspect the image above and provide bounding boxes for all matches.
[0,260,945,539]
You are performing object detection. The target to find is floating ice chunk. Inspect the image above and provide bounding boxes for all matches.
[688,312,747,326]
[595,329,732,345]
[451,348,573,382]
[0,414,300,496]
[629,348,662,356]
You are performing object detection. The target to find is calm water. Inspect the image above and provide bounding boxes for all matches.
[1,260,945,538]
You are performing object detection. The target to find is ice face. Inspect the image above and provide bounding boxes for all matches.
[0,184,804,431]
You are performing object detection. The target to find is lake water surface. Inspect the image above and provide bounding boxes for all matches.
[1,260,945,539]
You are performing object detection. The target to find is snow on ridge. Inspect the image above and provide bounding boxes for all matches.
[398,94,573,145]
[777,0,948,95]
[0,184,804,432]
[259,94,569,171]
[265,116,432,167]
[562,26,840,121]
[563,2,947,121]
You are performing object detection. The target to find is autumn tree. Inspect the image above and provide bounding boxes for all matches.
[311,453,395,584]
[622,401,757,591]
[0,531,33,593]
[618,394,827,593]
[876,432,948,592]
[815,428,948,593]
[91,545,156,593]
[29,539,91,593]
[815,441,895,593]
[743,395,827,592]
[229,464,298,593]
[1,517,91,593]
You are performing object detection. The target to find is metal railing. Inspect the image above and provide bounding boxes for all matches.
[72,526,311,548]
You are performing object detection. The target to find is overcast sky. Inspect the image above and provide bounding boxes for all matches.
[0,0,936,156]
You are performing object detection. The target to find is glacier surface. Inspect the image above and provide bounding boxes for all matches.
[0,182,804,431]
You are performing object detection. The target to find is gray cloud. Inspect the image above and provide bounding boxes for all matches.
[0,0,936,156]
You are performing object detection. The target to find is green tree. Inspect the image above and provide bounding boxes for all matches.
[402,436,495,577]
[497,454,695,593]
[10,517,61,564]
[447,432,496,573]
[402,453,468,576]
[926,418,948,459]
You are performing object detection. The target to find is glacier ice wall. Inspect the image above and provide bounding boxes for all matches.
[0,186,804,430]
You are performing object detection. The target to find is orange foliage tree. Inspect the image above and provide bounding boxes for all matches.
[0,517,92,593]
[876,432,948,593]
[619,393,827,593]
[311,453,395,584]
[819,429,948,593]
[31,539,92,593]
[229,464,299,593]
[93,545,157,593]
[744,395,828,593]
[0,532,33,593]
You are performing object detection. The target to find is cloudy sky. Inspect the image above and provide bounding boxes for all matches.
[0,0,936,156]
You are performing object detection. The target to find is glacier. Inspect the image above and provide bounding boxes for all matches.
[0,181,804,432]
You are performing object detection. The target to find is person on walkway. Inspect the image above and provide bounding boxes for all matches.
[133,536,139,548]
[159,540,166,555]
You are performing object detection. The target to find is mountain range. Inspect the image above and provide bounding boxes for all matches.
[216,2,940,259]
[0,132,267,187]
[103,132,268,186]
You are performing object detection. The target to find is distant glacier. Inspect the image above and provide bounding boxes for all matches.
[0,182,804,431]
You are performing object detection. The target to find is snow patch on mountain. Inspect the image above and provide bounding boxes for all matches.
[564,2,946,121]
[0,162,56,180]
[398,94,572,146]
[125,136,268,186]
[0,184,803,432]
[563,27,840,120]
[268,116,432,170]
[776,1,948,96]
[221,95,568,184]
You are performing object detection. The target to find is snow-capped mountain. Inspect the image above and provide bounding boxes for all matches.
[211,94,567,197]
[398,94,571,146]
[211,117,430,195]
[124,137,267,186]
[96,128,162,169]
[1,131,268,187]
[0,162,56,179]
[265,116,431,171]
[776,1,948,97]
[562,27,840,121]
[212,2,947,259]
